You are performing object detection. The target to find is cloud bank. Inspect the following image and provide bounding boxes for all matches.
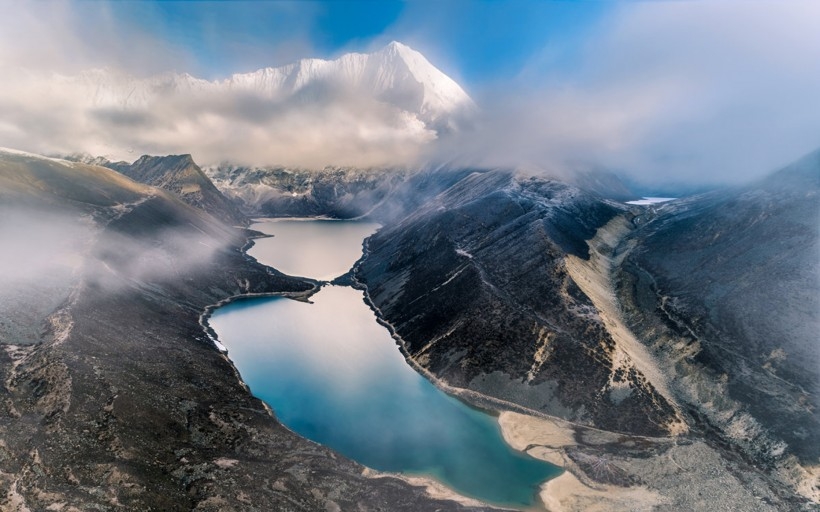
[433,1,820,185]
[0,69,434,168]
[0,1,818,185]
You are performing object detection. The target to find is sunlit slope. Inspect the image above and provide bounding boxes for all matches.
[0,148,150,206]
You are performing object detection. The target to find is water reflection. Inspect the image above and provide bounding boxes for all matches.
[248,219,379,280]
[211,285,560,507]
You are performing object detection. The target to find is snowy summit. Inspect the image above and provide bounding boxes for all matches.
[224,41,475,128]
[23,41,475,167]
[71,41,473,134]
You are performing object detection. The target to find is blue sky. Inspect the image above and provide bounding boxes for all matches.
[79,0,610,86]
[1,1,818,183]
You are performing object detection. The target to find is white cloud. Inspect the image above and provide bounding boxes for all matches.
[0,67,436,168]
[437,1,820,185]
[0,1,818,183]
[0,2,437,168]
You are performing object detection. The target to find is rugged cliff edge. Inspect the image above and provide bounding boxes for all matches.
[353,165,817,509]
[0,150,490,511]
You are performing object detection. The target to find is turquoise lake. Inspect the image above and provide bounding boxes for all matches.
[209,219,560,508]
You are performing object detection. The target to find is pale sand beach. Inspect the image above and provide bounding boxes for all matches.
[498,411,666,512]
[362,468,496,509]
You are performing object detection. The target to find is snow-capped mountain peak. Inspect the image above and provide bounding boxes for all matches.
[68,41,473,128]
[375,41,475,120]
[13,42,474,167]
[220,41,474,126]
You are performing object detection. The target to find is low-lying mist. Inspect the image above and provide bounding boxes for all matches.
[0,199,229,345]
[88,225,225,292]
[0,206,96,345]
[0,1,818,188]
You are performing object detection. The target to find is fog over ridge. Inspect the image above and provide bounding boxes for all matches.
[0,1,818,185]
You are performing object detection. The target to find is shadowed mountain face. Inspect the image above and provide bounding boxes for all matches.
[0,150,487,512]
[616,149,820,465]
[206,164,407,219]
[107,154,248,226]
[355,170,682,436]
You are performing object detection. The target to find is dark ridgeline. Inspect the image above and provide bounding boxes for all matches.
[355,170,682,436]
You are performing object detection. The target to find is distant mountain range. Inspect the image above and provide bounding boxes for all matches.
[75,41,472,128]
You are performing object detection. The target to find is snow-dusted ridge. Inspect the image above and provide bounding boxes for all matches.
[0,147,76,166]
[72,41,473,130]
[625,197,676,205]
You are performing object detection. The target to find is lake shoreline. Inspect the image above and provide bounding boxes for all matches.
[363,469,512,511]
[207,217,560,510]
[202,216,784,512]
[348,218,792,512]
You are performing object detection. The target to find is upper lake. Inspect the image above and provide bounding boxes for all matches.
[209,219,560,508]
[248,218,380,280]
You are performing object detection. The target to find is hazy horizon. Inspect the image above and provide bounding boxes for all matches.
[1,1,818,187]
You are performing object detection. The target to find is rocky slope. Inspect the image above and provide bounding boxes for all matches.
[65,153,247,226]
[354,170,683,437]
[353,162,818,509]
[614,148,820,501]
[0,149,489,511]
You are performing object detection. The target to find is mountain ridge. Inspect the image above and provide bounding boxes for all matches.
[69,41,473,134]
[108,154,248,226]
